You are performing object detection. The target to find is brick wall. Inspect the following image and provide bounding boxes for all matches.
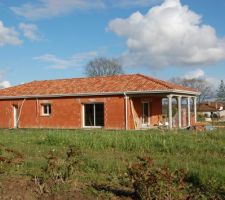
[128,96,163,129]
[0,95,163,130]
[0,96,126,129]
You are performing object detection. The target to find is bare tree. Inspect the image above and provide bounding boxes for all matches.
[170,77,213,103]
[85,57,124,77]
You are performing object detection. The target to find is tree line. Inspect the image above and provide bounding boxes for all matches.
[170,77,225,104]
[85,57,225,104]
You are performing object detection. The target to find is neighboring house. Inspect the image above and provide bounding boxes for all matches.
[198,101,225,121]
[0,74,199,130]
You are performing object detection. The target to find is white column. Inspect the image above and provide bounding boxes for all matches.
[177,96,182,128]
[193,97,197,123]
[187,97,191,127]
[167,95,173,129]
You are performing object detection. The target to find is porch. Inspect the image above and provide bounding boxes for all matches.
[125,93,197,130]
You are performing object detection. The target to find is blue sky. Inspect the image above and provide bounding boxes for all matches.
[0,0,225,88]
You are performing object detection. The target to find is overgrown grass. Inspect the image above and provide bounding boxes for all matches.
[0,128,225,197]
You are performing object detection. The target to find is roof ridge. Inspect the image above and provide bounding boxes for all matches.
[32,74,134,83]
[137,74,198,92]
[136,74,172,89]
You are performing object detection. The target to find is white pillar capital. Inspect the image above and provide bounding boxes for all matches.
[167,94,173,99]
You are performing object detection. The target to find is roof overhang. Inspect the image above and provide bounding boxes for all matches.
[0,89,200,100]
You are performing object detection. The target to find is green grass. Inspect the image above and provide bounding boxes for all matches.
[0,128,225,195]
[212,121,225,126]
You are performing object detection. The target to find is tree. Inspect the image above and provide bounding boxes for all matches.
[170,77,213,103]
[216,80,225,102]
[85,57,124,77]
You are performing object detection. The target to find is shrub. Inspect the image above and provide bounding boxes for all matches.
[127,156,190,200]
[33,145,83,194]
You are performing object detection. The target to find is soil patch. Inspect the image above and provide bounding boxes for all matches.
[0,176,131,200]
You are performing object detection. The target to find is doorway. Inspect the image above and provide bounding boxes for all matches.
[142,102,150,127]
[13,105,19,128]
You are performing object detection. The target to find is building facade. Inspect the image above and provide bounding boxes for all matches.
[0,74,199,130]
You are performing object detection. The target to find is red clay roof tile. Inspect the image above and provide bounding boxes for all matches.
[0,74,198,98]
[198,102,224,112]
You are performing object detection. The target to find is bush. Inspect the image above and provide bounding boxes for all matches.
[33,145,83,194]
[127,157,190,200]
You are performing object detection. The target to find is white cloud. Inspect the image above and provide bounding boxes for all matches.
[183,69,205,79]
[19,23,42,41]
[0,21,22,46]
[11,0,162,20]
[108,0,225,68]
[183,68,219,88]
[0,81,11,89]
[0,70,11,89]
[34,51,98,69]
[107,0,162,8]
[11,0,104,20]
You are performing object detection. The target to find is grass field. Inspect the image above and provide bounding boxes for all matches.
[0,128,225,199]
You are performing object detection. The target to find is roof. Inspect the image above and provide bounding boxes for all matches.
[198,102,224,112]
[0,74,199,99]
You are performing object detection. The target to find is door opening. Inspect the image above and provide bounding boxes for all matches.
[13,105,19,128]
[142,102,150,127]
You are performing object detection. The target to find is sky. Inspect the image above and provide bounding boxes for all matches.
[0,0,225,88]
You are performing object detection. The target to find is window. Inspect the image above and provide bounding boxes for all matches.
[84,103,104,127]
[41,104,51,116]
